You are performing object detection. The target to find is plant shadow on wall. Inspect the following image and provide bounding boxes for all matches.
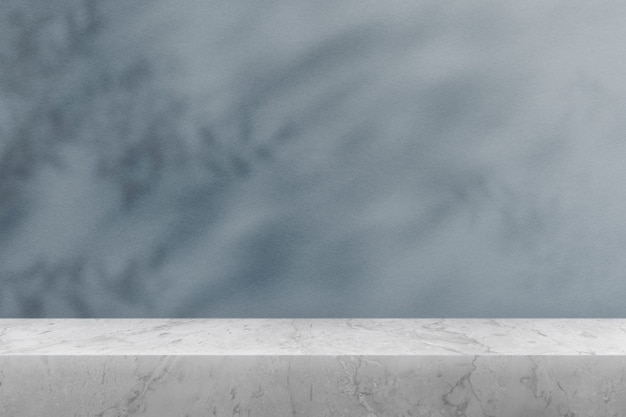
[2,0,626,318]
[0,0,272,317]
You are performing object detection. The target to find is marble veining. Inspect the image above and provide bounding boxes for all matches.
[1,318,626,355]
[6,354,626,417]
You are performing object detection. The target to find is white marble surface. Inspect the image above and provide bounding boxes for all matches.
[1,318,626,355]
[3,319,626,416]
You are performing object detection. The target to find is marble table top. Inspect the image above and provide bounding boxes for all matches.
[0,319,625,356]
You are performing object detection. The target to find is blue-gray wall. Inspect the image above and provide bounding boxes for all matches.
[1,0,625,317]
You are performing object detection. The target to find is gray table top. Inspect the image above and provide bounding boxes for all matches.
[0,319,625,355]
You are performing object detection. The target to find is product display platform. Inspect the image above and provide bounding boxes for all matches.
[1,319,625,416]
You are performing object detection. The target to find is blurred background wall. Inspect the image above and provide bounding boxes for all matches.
[1,0,626,317]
